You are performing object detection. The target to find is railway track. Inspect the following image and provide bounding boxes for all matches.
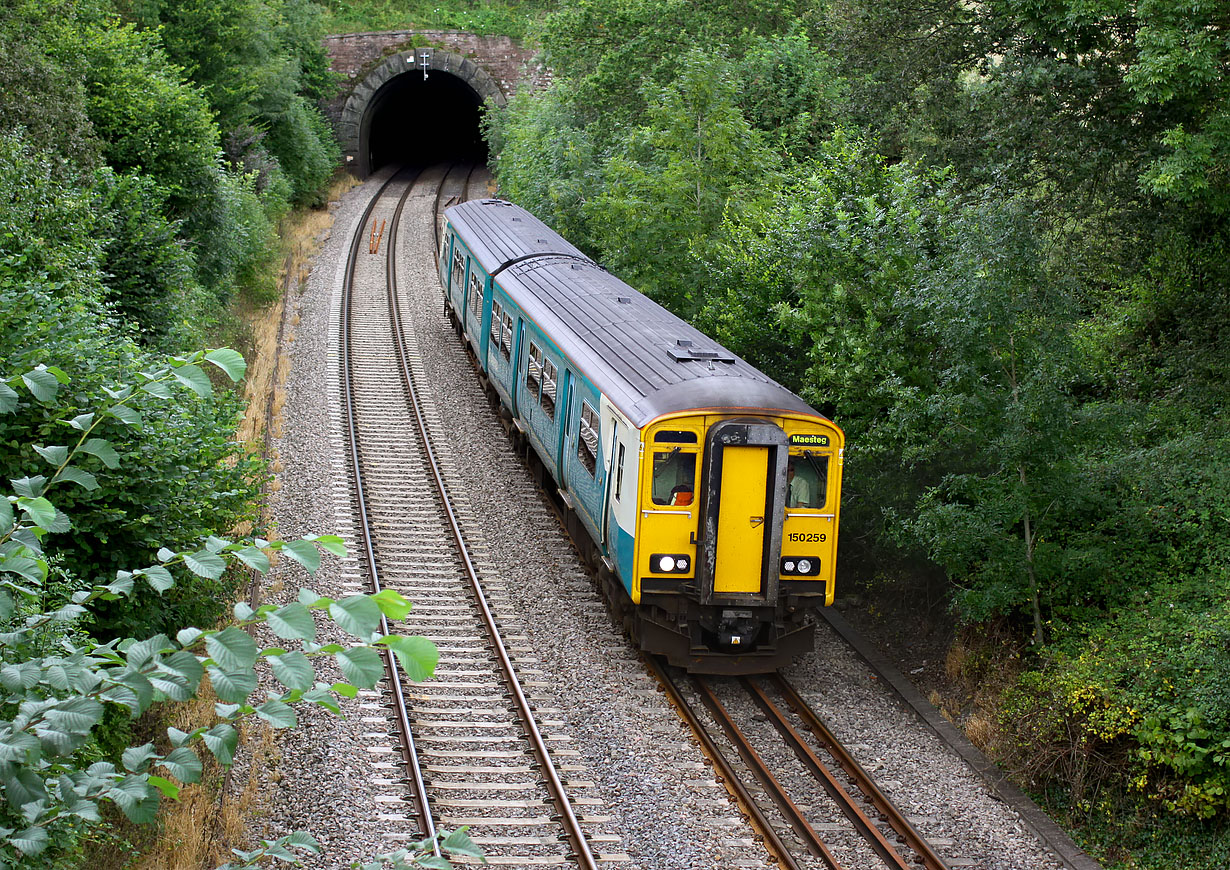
[335,164,615,866]
[649,657,961,870]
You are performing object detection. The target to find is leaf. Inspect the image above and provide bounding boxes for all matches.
[207,667,257,704]
[204,348,247,382]
[310,534,347,557]
[11,824,48,856]
[146,774,180,800]
[0,496,12,531]
[303,687,342,714]
[233,602,255,622]
[329,595,382,638]
[440,827,485,858]
[0,381,18,414]
[66,412,95,430]
[255,699,297,729]
[16,497,55,528]
[141,380,175,399]
[183,549,225,580]
[160,746,202,784]
[139,566,175,592]
[269,651,314,691]
[177,627,203,648]
[297,588,331,608]
[159,650,204,687]
[205,626,259,672]
[10,476,47,498]
[371,588,412,620]
[171,364,212,397]
[108,405,142,427]
[32,445,69,467]
[203,723,238,766]
[108,774,160,823]
[335,647,384,688]
[382,635,439,682]
[233,546,270,573]
[52,466,99,491]
[330,682,358,699]
[280,539,321,574]
[104,572,135,597]
[79,438,120,468]
[122,744,158,773]
[265,602,315,641]
[22,367,61,403]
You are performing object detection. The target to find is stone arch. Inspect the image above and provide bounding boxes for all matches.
[339,47,507,177]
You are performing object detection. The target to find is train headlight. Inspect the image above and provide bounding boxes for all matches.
[650,554,692,574]
[780,557,821,576]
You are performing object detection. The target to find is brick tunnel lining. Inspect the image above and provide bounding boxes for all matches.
[363,70,488,173]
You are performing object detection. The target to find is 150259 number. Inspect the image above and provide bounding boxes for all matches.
[787,532,827,543]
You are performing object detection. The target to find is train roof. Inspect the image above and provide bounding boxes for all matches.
[445,199,822,429]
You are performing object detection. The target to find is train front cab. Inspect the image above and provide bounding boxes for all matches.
[633,412,843,673]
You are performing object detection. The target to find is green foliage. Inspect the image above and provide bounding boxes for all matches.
[584,49,779,316]
[126,0,341,209]
[0,0,101,171]
[0,352,461,868]
[489,1,1229,861]
[319,0,548,40]
[92,168,209,349]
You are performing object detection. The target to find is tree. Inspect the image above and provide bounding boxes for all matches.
[585,49,778,316]
[902,193,1082,643]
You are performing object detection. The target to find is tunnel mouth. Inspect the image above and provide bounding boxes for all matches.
[363,70,489,172]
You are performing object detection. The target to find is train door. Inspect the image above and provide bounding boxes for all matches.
[555,369,575,473]
[697,419,788,603]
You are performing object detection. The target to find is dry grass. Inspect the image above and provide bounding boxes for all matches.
[138,172,356,867]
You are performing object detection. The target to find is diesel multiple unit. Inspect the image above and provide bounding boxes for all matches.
[438,199,844,673]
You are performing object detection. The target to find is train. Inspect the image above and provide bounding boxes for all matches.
[438,199,844,674]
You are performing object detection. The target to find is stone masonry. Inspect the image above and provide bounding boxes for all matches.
[323,31,549,175]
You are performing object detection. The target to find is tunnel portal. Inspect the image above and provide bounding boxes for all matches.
[340,48,508,178]
[364,71,488,173]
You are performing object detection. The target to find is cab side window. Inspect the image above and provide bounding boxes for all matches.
[786,454,829,509]
[652,450,696,506]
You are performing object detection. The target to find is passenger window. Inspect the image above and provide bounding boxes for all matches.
[469,273,483,321]
[501,312,513,359]
[541,359,558,419]
[451,251,465,292]
[491,300,503,345]
[786,454,829,510]
[577,402,598,476]
[526,342,542,396]
[615,443,625,501]
[652,450,696,506]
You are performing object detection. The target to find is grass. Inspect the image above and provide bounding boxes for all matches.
[319,0,557,39]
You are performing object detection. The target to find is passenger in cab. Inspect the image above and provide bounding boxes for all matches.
[653,450,695,506]
[787,460,810,508]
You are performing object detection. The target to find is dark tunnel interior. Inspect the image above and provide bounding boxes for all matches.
[366,71,489,172]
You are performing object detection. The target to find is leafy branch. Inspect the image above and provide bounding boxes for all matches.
[0,352,476,868]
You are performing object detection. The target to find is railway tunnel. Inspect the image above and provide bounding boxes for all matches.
[338,47,508,178]
[364,71,488,172]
